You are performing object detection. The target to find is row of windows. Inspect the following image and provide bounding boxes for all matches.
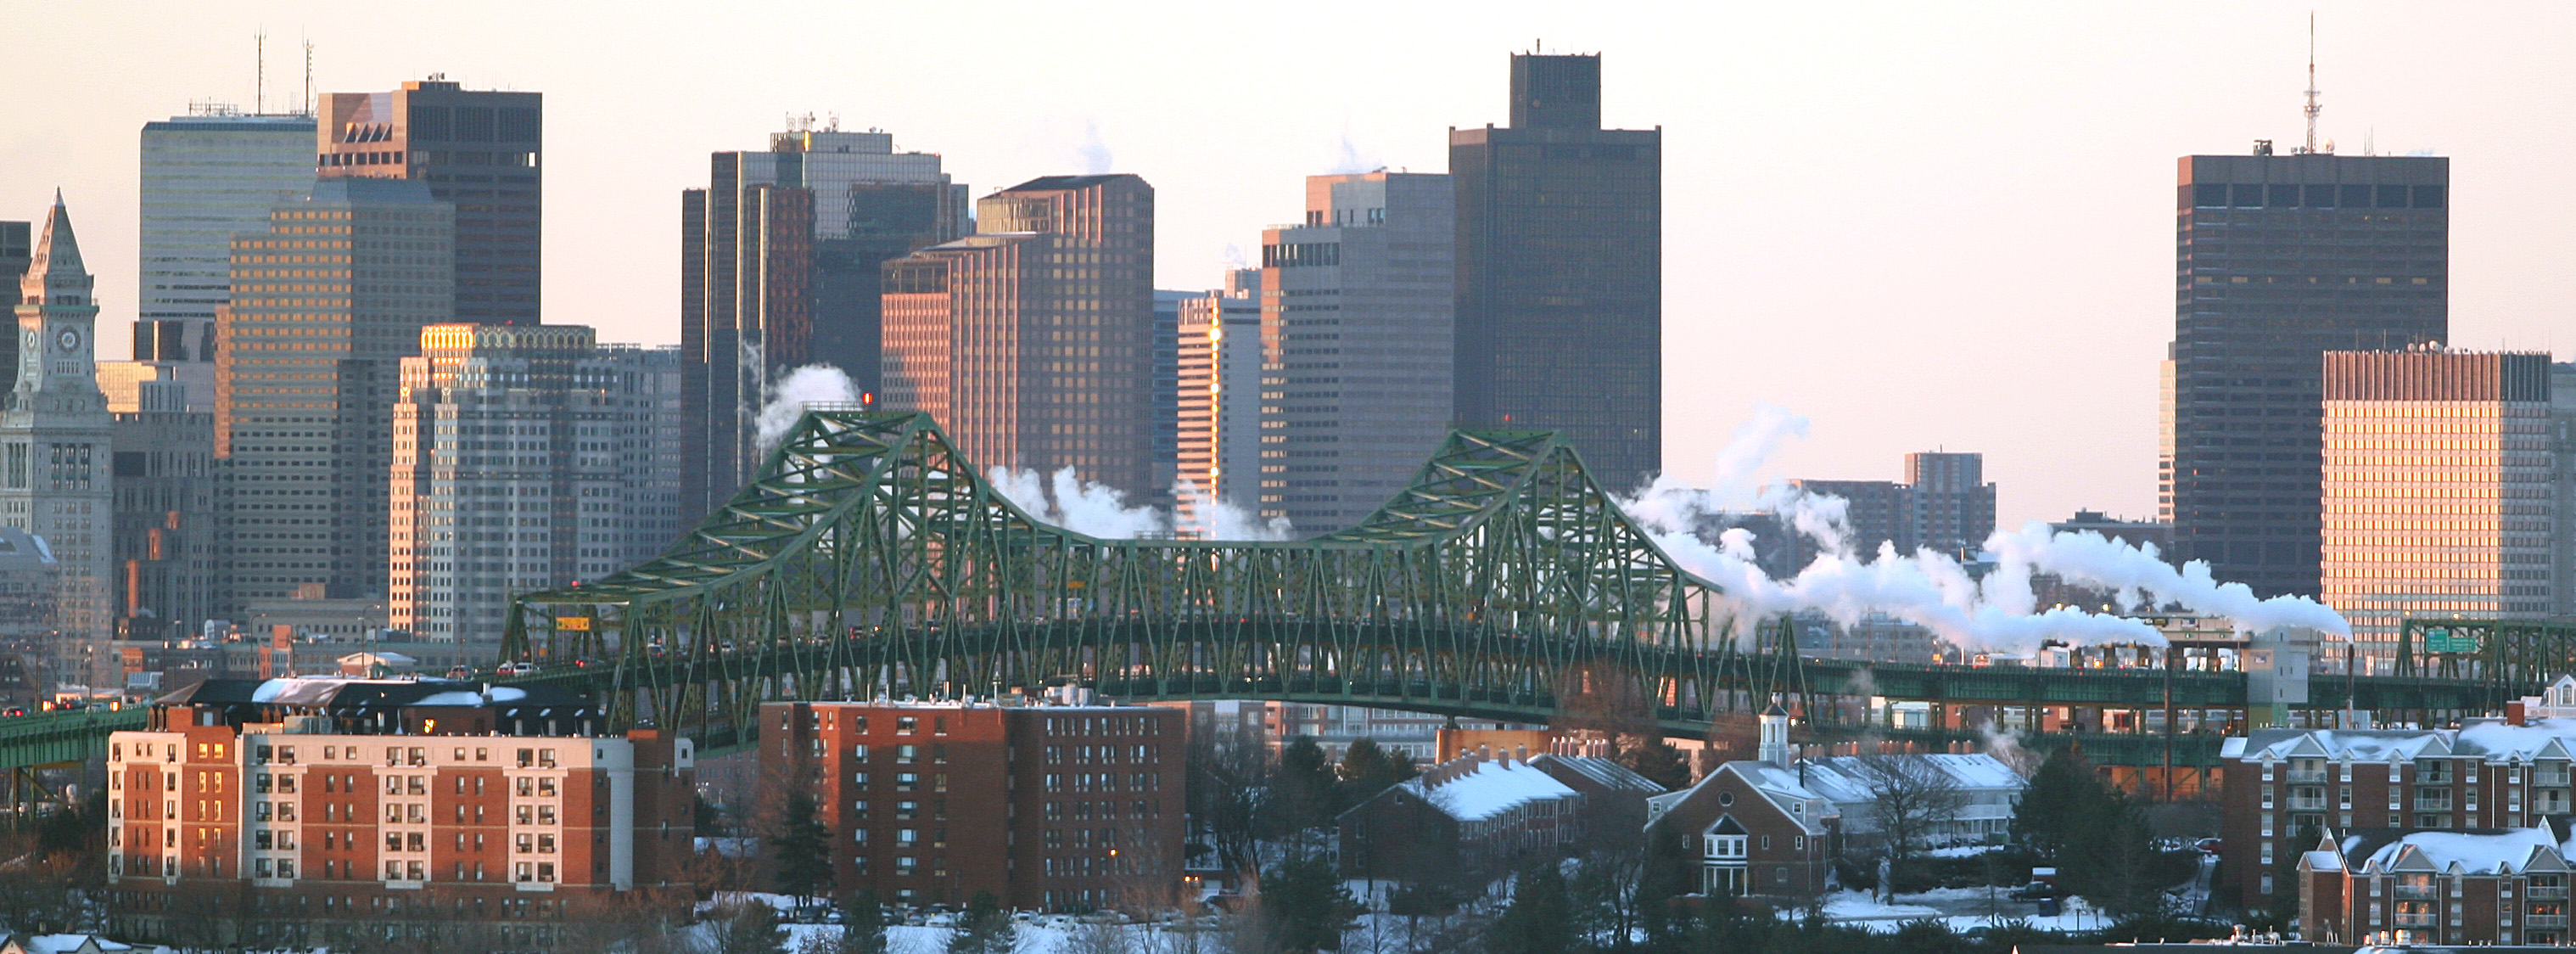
[2191,182,2445,209]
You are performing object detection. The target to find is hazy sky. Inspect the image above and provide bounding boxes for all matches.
[8,2,2573,528]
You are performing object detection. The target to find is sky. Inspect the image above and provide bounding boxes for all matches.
[6,2,2573,528]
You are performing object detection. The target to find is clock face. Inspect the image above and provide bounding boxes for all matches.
[55,328,78,353]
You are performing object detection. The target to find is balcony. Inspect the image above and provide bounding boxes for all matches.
[2528,915,2570,929]
[2288,769,2328,784]
[2416,796,2456,812]
[2528,887,2568,900]
[2288,796,2330,811]
[2394,913,2438,927]
[2395,886,2440,901]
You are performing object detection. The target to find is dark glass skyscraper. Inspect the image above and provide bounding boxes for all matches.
[680,128,966,520]
[316,80,540,325]
[2164,151,2448,598]
[1450,53,1661,488]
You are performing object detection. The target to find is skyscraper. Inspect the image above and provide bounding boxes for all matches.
[105,365,216,643]
[0,219,28,395]
[880,175,1156,494]
[680,126,966,519]
[1174,270,1263,521]
[139,107,317,404]
[1791,452,1996,560]
[0,196,114,684]
[1450,53,1660,488]
[215,179,454,610]
[316,79,539,325]
[2164,150,2448,597]
[389,324,681,643]
[1257,171,1455,532]
[2320,350,2562,672]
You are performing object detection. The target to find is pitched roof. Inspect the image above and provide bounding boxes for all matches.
[1394,755,1580,822]
[20,193,88,302]
[2230,722,2576,764]
[1528,754,1666,793]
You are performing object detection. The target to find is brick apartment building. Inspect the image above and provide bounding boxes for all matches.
[759,696,1184,912]
[2224,688,2576,912]
[2298,823,2576,946]
[105,677,696,949]
[1337,751,1586,881]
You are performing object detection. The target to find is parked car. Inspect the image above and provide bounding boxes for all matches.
[496,661,538,676]
[2008,882,2059,901]
[2195,838,2223,854]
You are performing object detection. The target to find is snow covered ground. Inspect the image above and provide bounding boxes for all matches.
[1805,887,2120,934]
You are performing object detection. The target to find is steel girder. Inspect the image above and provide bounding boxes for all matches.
[503,412,1803,742]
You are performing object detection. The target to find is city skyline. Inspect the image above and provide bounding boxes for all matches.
[8,3,2576,530]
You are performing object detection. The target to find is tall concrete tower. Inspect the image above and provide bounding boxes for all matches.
[0,195,114,684]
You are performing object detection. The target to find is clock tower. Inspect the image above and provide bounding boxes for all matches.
[1,193,113,685]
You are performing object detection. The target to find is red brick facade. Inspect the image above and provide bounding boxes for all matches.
[2297,826,2576,946]
[759,700,1184,912]
[104,679,696,949]
[2224,726,2576,911]
[1644,760,1836,901]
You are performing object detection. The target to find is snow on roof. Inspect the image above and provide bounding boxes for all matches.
[1528,754,1666,792]
[1405,757,1579,822]
[2365,827,2560,875]
[2235,721,2576,765]
[2302,850,2344,872]
[18,934,133,954]
[1791,754,2029,806]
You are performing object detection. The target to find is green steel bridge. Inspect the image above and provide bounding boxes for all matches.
[0,412,2565,781]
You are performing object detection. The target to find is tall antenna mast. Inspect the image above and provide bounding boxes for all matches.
[2300,13,2322,154]
[302,37,315,115]
[255,30,266,115]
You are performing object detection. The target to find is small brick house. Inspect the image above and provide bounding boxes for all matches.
[1643,758,1837,901]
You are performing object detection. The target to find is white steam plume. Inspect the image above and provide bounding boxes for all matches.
[1179,480,1294,542]
[1619,405,2351,655]
[987,469,1293,542]
[755,364,861,452]
[1075,120,1113,175]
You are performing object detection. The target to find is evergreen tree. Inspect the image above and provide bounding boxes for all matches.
[836,889,888,954]
[1336,738,1409,805]
[1635,824,1696,952]
[2011,746,2103,861]
[1275,736,1341,834]
[776,789,834,900]
[1616,735,1691,791]
[1487,858,1576,954]
[947,891,1017,954]
[1261,854,1357,953]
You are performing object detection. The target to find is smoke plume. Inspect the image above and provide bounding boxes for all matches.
[1617,405,2352,654]
[1075,120,1113,175]
[987,469,1293,542]
[754,364,861,452]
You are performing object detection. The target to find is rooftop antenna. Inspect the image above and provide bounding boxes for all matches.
[255,30,266,115]
[302,37,314,116]
[2299,12,2322,154]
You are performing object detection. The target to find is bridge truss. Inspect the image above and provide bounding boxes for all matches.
[503,412,1810,748]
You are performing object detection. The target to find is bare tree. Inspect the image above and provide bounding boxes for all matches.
[1058,919,1140,954]
[1847,755,1966,898]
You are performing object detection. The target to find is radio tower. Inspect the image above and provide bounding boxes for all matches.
[2299,13,2323,154]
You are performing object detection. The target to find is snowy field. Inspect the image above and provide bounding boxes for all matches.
[1804,887,2116,934]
